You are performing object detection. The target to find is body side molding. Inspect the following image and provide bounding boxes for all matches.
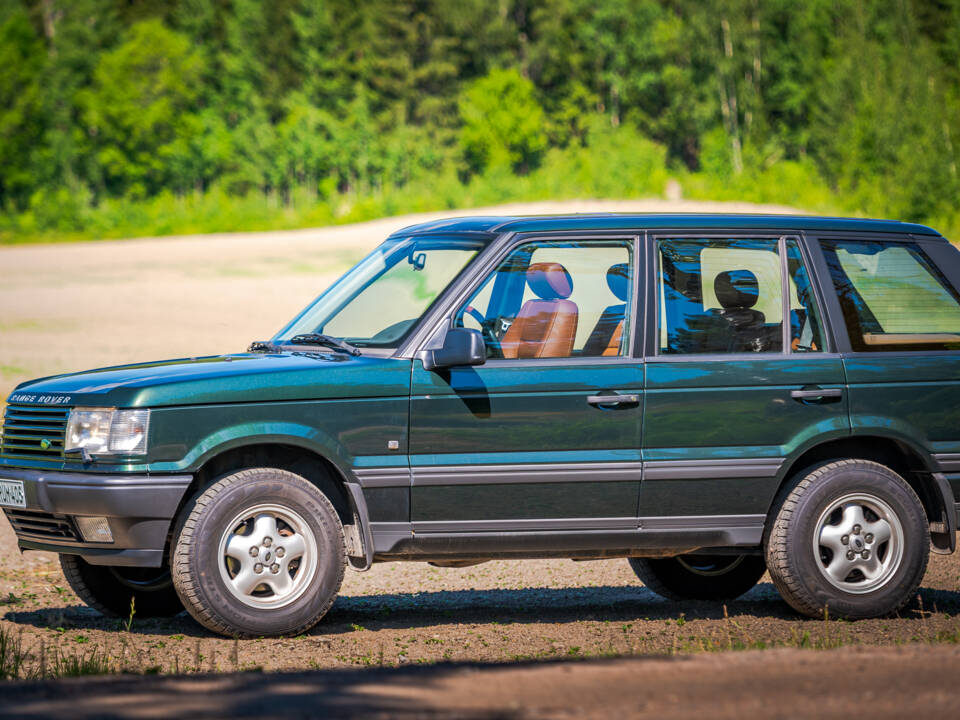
[643,459,784,481]
[353,459,784,489]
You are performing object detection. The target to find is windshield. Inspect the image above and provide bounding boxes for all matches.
[274,235,486,349]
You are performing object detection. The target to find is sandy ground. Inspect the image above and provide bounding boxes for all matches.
[2,199,960,712]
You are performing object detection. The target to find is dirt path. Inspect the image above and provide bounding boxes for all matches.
[2,645,959,719]
[0,198,805,402]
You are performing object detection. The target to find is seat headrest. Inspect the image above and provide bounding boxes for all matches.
[606,263,630,302]
[715,269,759,309]
[527,262,573,300]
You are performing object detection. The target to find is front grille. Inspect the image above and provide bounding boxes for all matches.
[0,405,69,460]
[5,509,79,542]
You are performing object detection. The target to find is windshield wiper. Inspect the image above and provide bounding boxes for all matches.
[248,340,277,352]
[288,333,362,356]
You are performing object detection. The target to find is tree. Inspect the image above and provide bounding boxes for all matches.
[0,7,46,208]
[459,67,547,173]
[79,18,206,197]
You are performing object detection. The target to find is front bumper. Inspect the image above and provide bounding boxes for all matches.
[0,468,192,567]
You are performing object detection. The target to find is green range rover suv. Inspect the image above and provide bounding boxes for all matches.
[2,214,959,637]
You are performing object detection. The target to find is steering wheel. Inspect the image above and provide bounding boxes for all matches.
[462,305,486,326]
[458,305,503,359]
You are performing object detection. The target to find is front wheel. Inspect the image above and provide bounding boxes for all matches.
[765,459,929,619]
[171,468,346,638]
[60,555,183,618]
[629,554,767,601]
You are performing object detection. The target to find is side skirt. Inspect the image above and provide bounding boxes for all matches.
[370,514,764,562]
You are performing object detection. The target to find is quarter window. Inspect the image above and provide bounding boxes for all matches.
[820,239,960,352]
[454,240,634,359]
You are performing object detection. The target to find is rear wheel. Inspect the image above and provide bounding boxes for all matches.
[60,555,183,618]
[171,467,345,638]
[765,459,929,619]
[629,553,767,601]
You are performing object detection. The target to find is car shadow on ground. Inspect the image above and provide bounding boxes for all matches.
[6,582,960,638]
[0,658,544,719]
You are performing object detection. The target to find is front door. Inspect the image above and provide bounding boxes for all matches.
[640,235,849,525]
[408,236,644,532]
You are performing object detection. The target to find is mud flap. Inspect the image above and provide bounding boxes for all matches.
[343,481,375,570]
[929,473,957,554]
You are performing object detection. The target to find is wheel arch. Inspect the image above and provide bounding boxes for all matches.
[770,434,955,553]
[166,441,371,568]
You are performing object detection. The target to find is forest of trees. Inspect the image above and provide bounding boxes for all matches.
[1,0,958,241]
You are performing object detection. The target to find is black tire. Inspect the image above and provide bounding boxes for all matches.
[628,554,767,601]
[765,459,929,619]
[60,554,183,618]
[170,467,345,638]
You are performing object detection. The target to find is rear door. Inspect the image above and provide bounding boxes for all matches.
[640,234,848,526]
[408,235,644,532]
[810,233,960,476]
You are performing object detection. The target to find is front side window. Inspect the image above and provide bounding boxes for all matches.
[454,239,634,359]
[276,235,484,349]
[657,237,826,355]
[820,239,960,352]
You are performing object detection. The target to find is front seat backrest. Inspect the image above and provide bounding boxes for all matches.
[583,263,630,356]
[501,262,578,359]
[713,269,767,352]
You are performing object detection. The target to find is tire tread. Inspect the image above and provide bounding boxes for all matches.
[60,554,120,618]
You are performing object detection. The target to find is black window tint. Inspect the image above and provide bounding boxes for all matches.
[820,239,960,352]
[658,238,784,355]
[786,239,825,353]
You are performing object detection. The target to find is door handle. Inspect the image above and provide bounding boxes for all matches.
[791,387,843,403]
[587,393,640,408]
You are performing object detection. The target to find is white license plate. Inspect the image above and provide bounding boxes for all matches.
[0,479,26,508]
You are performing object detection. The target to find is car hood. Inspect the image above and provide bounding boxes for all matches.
[7,352,412,408]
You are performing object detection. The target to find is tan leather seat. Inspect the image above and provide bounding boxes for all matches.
[501,262,578,359]
[583,263,630,357]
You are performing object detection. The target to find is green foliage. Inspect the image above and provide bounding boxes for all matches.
[459,68,548,173]
[79,19,206,198]
[0,8,45,204]
[1,0,959,243]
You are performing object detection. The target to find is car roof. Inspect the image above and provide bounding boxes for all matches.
[390,213,943,238]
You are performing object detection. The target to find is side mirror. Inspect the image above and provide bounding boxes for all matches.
[418,328,486,371]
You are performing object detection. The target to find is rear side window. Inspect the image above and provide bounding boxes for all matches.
[656,237,825,355]
[820,239,960,352]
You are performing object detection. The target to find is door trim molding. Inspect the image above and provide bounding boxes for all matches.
[411,516,638,533]
[413,461,643,487]
[354,458,785,488]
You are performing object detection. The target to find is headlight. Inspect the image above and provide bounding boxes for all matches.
[65,408,150,456]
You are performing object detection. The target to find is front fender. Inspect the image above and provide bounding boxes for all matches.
[148,421,355,481]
